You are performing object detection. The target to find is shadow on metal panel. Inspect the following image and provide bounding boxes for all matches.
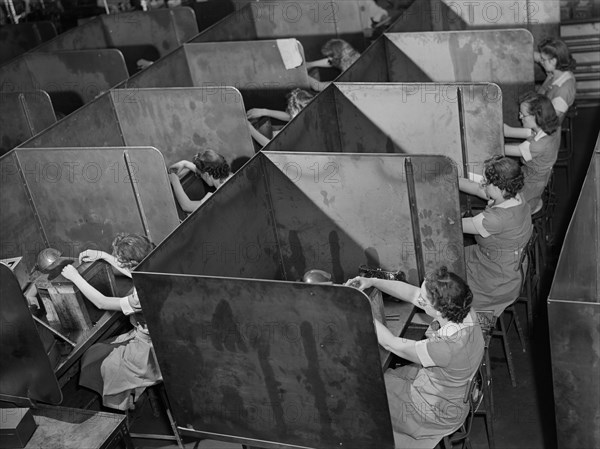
[34,8,199,75]
[0,265,62,405]
[0,91,56,156]
[16,88,254,170]
[132,273,394,449]
[0,147,179,269]
[387,0,559,45]
[548,141,599,449]
[265,82,503,176]
[0,21,57,65]
[338,30,534,127]
[0,50,129,115]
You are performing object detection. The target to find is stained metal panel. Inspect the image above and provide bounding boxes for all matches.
[0,265,62,405]
[113,88,253,167]
[137,154,281,279]
[120,46,194,89]
[0,153,48,270]
[0,91,56,156]
[36,8,199,75]
[1,147,179,262]
[132,273,394,449]
[266,83,503,175]
[191,1,377,60]
[18,88,254,168]
[548,144,600,449]
[184,41,310,109]
[389,0,560,43]
[264,153,464,284]
[0,21,57,64]
[0,50,129,114]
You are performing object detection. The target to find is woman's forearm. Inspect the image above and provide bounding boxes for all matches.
[369,278,420,305]
[458,178,488,200]
[68,273,122,311]
[170,175,200,213]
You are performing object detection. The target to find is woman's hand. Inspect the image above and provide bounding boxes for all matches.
[344,276,374,291]
[169,161,192,178]
[246,108,266,120]
[78,249,105,264]
[61,265,81,282]
[169,172,182,186]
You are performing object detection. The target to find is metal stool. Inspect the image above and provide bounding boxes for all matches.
[516,229,540,334]
[532,170,557,272]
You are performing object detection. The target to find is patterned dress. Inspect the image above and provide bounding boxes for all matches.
[466,195,533,316]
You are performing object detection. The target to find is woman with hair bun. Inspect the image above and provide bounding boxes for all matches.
[306,38,361,91]
[345,266,484,447]
[460,155,533,316]
[168,149,233,214]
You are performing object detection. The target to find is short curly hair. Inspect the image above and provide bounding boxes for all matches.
[321,39,361,72]
[286,88,315,118]
[111,233,155,269]
[483,155,525,199]
[519,91,559,135]
[193,150,231,181]
[538,37,576,72]
[424,266,472,323]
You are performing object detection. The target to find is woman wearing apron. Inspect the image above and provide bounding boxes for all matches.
[61,233,162,411]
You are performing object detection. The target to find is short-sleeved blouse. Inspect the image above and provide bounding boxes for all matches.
[537,71,576,118]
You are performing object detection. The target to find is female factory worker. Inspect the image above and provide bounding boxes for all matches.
[459,156,533,316]
[504,92,560,214]
[346,266,484,448]
[61,233,162,411]
[504,37,576,139]
[247,88,315,147]
[306,39,361,91]
[168,149,233,214]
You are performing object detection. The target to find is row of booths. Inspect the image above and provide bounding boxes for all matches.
[1,2,597,449]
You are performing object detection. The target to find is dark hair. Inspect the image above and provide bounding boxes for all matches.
[321,38,361,71]
[519,91,559,135]
[538,37,576,72]
[424,266,472,323]
[484,155,524,199]
[193,150,230,181]
[286,88,314,118]
[111,233,155,269]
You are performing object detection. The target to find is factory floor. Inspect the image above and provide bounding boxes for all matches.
[127,250,561,449]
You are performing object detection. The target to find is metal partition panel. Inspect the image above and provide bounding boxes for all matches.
[0,91,56,155]
[266,83,503,175]
[1,147,179,265]
[0,152,48,270]
[0,265,62,405]
[120,46,194,89]
[548,146,599,449]
[132,274,394,449]
[192,1,380,59]
[137,154,281,279]
[383,30,534,126]
[184,41,310,109]
[36,8,199,75]
[113,87,254,167]
[334,37,388,83]
[0,50,129,114]
[0,22,57,64]
[265,153,463,285]
[18,88,254,168]
[389,0,559,44]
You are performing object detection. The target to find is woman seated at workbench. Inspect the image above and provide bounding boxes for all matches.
[61,233,162,411]
[504,92,560,214]
[459,156,533,317]
[345,266,484,449]
[168,149,233,214]
[247,88,315,147]
[305,39,361,91]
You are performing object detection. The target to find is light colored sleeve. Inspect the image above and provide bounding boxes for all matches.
[552,96,569,114]
[518,140,533,161]
[472,212,491,238]
[119,288,142,316]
